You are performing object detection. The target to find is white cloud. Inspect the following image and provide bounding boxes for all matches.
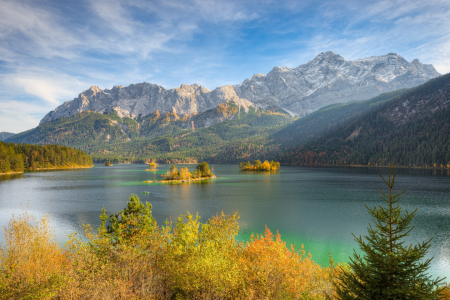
[0,100,51,133]
[1,0,450,135]
[0,0,81,61]
[12,78,72,105]
[1,70,89,105]
[278,0,450,73]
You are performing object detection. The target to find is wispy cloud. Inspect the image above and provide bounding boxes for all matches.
[0,0,449,133]
[0,100,51,133]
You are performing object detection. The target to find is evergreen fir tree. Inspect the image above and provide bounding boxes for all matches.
[332,164,444,299]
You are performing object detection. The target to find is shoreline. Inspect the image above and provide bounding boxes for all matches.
[239,169,280,172]
[0,171,24,176]
[297,164,450,170]
[29,165,94,171]
[93,161,449,171]
[0,165,94,176]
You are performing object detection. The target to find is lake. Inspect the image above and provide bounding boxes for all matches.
[1,163,450,280]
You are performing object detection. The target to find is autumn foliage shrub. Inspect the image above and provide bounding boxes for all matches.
[242,227,333,299]
[0,196,334,299]
[0,208,68,299]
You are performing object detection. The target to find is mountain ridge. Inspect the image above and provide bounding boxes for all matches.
[274,73,450,167]
[0,132,15,141]
[40,51,440,125]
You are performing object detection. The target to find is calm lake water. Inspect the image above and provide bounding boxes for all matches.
[1,164,450,280]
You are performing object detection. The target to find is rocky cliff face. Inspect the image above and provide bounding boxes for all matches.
[40,52,440,124]
[233,52,440,115]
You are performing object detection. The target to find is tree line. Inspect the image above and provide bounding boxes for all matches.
[0,141,93,174]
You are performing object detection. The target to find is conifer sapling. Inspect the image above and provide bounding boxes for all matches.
[331,164,444,299]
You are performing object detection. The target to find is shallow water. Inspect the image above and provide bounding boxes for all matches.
[1,164,449,280]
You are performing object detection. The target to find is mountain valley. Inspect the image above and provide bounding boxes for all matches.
[5,52,448,167]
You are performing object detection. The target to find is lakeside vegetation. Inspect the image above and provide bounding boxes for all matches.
[0,166,447,299]
[0,195,334,299]
[0,141,93,174]
[239,159,280,171]
[161,162,215,181]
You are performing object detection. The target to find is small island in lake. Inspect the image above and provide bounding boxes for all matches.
[161,162,215,182]
[239,160,280,171]
[145,160,159,171]
[104,160,113,167]
[148,161,159,168]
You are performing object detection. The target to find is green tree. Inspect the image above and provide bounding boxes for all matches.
[332,164,444,299]
[253,159,262,169]
[100,194,156,247]
[196,161,210,177]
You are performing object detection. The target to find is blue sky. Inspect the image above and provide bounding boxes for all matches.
[1,0,450,132]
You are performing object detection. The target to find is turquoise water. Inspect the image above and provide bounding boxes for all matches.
[1,164,449,280]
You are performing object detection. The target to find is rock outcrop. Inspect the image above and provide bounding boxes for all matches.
[40,52,440,124]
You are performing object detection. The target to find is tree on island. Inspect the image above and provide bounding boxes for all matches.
[148,159,159,168]
[162,162,213,180]
[239,160,280,171]
[330,164,444,299]
[196,161,211,177]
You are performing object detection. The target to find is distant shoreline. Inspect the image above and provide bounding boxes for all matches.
[316,164,450,170]
[0,165,94,176]
[94,161,449,171]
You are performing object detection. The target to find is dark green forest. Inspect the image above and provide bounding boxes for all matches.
[0,141,93,174]
[275,73,450,167]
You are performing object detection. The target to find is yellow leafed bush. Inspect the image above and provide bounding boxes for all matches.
[0,208,68,299]
[0,197,334,300]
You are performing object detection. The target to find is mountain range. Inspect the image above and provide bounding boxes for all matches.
[39,52,439,125]
[6,51,448,167]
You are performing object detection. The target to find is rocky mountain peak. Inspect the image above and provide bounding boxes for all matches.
[83,85,102,97]
[314,51,342,60]
[251,73,266,79]
[411,59,423,66]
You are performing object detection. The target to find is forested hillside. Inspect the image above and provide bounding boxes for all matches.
[276,73,450,167]
[273,89,409,148]
[7,102,293,148]
[89,108,293,163]
[0,141,93,174]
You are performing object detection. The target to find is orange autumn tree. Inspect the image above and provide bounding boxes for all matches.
[239,160,280,171]
[241,226,332,299]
